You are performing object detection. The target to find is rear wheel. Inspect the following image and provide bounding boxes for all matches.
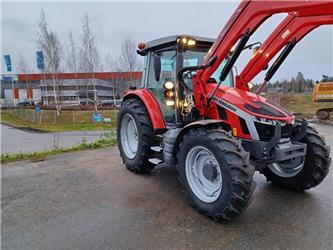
[262,125,331,191]
[117,98,155,173]
[177,128,256,221]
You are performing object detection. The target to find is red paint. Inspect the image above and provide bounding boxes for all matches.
[14,88,19,99]
[124,89,166,129]
[27,88,33,99]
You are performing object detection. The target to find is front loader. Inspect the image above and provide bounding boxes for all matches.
[117,0,332,221]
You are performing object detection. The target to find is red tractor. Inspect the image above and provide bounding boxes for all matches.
[117,0,332,220]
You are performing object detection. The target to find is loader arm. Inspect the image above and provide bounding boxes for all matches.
[191,0,333,115]
[237,14,333,91]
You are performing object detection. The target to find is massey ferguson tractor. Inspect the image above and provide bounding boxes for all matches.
[117,0,332,220]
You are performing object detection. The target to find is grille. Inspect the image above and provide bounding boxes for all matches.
[254,122,292,141]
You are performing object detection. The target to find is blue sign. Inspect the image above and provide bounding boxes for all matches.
[36,51,45,70]
[35,106,41,113]
[2,76,13,81]
[4,55,12,72]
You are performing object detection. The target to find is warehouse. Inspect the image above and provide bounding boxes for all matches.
[0,72,142,106]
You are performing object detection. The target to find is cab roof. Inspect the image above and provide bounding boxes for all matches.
[137,35,215,55]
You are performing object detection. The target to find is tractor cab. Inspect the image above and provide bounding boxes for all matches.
[137,35,233,127]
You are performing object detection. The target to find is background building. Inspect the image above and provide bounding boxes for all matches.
[0,72,142,106]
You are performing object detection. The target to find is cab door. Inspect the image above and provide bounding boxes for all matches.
[146,49,177,125]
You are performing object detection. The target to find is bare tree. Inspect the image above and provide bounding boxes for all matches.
[36,10,63,110]
[65,31,80,102]
[79,14,100,110]
[105,52,119,72]
[16,55,29,74]
[118,38,142,88]
[17,56,31,100]
[105,52,119,105]
[118,38,141,72]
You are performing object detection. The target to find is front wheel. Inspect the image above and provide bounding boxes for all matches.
[177,128,256,221]
[117,98,155,173]
[262,125,331,191]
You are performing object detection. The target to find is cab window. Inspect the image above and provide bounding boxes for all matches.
[147,50,177,124]
[183,50,234,88]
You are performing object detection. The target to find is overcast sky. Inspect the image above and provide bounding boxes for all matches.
[1,1,332,83]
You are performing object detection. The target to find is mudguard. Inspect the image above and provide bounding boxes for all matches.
[123,89,166,129]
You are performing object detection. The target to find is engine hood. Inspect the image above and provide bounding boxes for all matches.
[207,85,295,124]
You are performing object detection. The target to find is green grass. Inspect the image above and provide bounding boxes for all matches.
[1,136,117,164]
[1,110,118,132]
[278,94,332,118]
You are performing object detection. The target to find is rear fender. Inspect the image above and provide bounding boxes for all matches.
[123,89,166,129]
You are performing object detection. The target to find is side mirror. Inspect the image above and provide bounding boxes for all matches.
[153,54,161,82]
[252,46,260,55]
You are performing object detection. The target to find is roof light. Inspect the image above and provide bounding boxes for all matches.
[182,37,187,44]
[187,39,196,46]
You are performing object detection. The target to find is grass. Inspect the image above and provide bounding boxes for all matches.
[1,133,117,164]
[277,94,332,119]
[1,109,118,132]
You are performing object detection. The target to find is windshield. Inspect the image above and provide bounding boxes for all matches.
[183,49,234,89]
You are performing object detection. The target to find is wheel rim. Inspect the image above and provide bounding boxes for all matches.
[268,156,305,178]
[185,146,222,203]
[120,114,138,159]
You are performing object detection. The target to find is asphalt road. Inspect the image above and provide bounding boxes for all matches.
[1,124,108,154]
[2,124,332,249]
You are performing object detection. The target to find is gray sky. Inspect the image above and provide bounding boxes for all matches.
[1,1,332,83]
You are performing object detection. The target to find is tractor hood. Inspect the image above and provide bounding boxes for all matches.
[208,85,295,124]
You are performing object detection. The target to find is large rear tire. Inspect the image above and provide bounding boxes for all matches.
[117,98,155,173]
[262,125,331,191]
[177,128,256,221]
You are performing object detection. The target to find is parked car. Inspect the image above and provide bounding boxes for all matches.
[18,100,35,107]
[79,98,95,105]
[115,99,122,107]
[100,100,115,106]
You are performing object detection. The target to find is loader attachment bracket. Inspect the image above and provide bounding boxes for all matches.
[291,119,308,142]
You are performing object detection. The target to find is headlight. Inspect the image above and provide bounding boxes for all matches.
[254,117,276,125]
[166,100,175,106]
[164,81,174,90]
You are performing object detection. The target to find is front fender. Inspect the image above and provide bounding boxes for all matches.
[173,119,228,155]
[123,89,166,129]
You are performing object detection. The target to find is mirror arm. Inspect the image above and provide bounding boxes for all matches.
[243,41,262,51]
